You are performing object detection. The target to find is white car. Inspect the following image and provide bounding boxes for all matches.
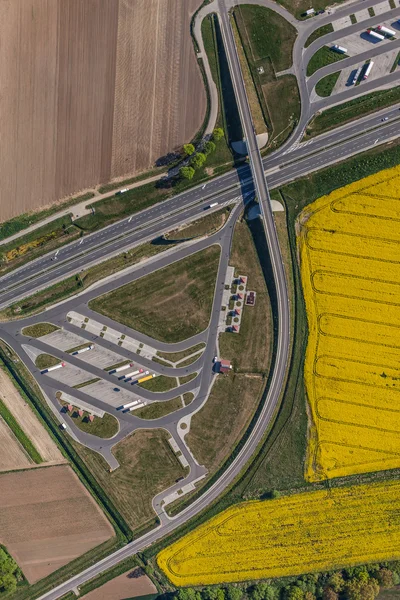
[213,356,218,363]
[382,117,389,121]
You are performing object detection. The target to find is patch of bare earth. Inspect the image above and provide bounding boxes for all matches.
[111,0,206,177]
[83,570,157,600]
[0,366,65,466]
[0,465,114,583]
[0,418,33,472]
[0,0,119,221]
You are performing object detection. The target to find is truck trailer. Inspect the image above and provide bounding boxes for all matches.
[351,67,362,85]
[363,61,374,79]
[71,344,94,356]
[377,25,395,36]
[138,374,156,384]
[110,362,134,374]
[332,44,347,53]
[367,29,385,41]
[41,362,66,374]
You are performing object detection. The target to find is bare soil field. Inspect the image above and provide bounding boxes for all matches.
[0,0,118,222]
[83,570,157,600]
[0,465,114,583]
[0,417,33,472]
[111,0,206,178]
[0,366,65,465]
[0,0,205,222]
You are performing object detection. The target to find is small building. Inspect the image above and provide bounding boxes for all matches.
[236,293,244,300]
[246,291,257,306]
[234,308,241,316]
[78,409,84,418]
[219,359,232,374]
[88,415,95,422]
[231,324,239,333]
[67,404,73,413]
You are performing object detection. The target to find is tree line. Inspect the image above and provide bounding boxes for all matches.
[179,128,225,180]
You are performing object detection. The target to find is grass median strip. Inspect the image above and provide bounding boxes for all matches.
[305,86,400,138]
[307,46,346,76]
[35,354,60,370]
[0,398,42,464]
[165,209,229,241]
[134,397,183,420]
[138,375,178,393]
[315,71,340,97]
[157,343,205,364]
[21,323,59,338]
[304,23,334,47]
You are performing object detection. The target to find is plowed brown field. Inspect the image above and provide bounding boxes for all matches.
[0,0,205,222]
[0,465,114,583]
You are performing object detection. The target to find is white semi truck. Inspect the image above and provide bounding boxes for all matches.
[332,44,347,53]
[377,25,395,37]
[367,29,385,41]
[363,61,374,80]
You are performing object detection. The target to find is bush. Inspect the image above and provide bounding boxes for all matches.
[190,152,206,169]
[204,141,216,155]
[212,127,224,141]
[183,143,195,156]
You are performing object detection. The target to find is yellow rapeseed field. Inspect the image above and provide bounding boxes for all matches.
[158,480,400,585]
[298,165,400,481]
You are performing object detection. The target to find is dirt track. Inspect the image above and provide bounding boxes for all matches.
[0,0,205,222]
[0,465,114,583]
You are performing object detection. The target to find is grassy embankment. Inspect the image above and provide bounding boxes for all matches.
[233,5,300,150]
[165,208,230,241]
[304,23,334,47]
[21,323,59,338]
[305,86,400,137]
[315,71,340,97]
[89,245,221,344]
[306,45,346,76]
[0,192,94,243]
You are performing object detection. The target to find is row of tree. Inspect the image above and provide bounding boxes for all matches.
[173,563,400,600]
[0,547,22,596]
[179,128,225,180]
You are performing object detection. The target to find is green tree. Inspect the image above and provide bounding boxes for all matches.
[190,152,206,169]
[180,166,195,180]
[327,572,344,592]
[202,586,225,600]
[212,127,224,141]
[343,577,379,600]
[176,589,201,600]
[225,586,243,600]
[286,586,305,600]
[183,143,195,156]
[204,141,216,155]
[0,548,19,595]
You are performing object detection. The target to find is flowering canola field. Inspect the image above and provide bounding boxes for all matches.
[158,480,400,585]
[298,165,400,481]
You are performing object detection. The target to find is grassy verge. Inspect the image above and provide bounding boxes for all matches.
[89,245,221,344]
[315,71,340,97]
[307,46,346,76]
[165,208,230,241]
[0,192,94,244]
[138,376,178,393]
[304,23,334,47]
[201,15,236,172]
[0,396,42,464]
[77,555,142,598]
[0,216,81,276]
[73,378,101,389]
[219,217,273,374]
[35,354,60,370]
[21,323,59,338]
[233,7,299,150]
[305,86,400,137]
[62,405,118,439]
[176,353,203,367]
[179,373,198,385]
[157,343,205,364]
[231,16,266,134]
[183,393,194,405]
[98,169,164,194]
[391,51,400,72]
[70,429,187,535]
[135,397,183,420]
[0,241,174,320]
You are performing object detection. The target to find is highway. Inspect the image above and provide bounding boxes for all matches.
[2,0,400,597]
